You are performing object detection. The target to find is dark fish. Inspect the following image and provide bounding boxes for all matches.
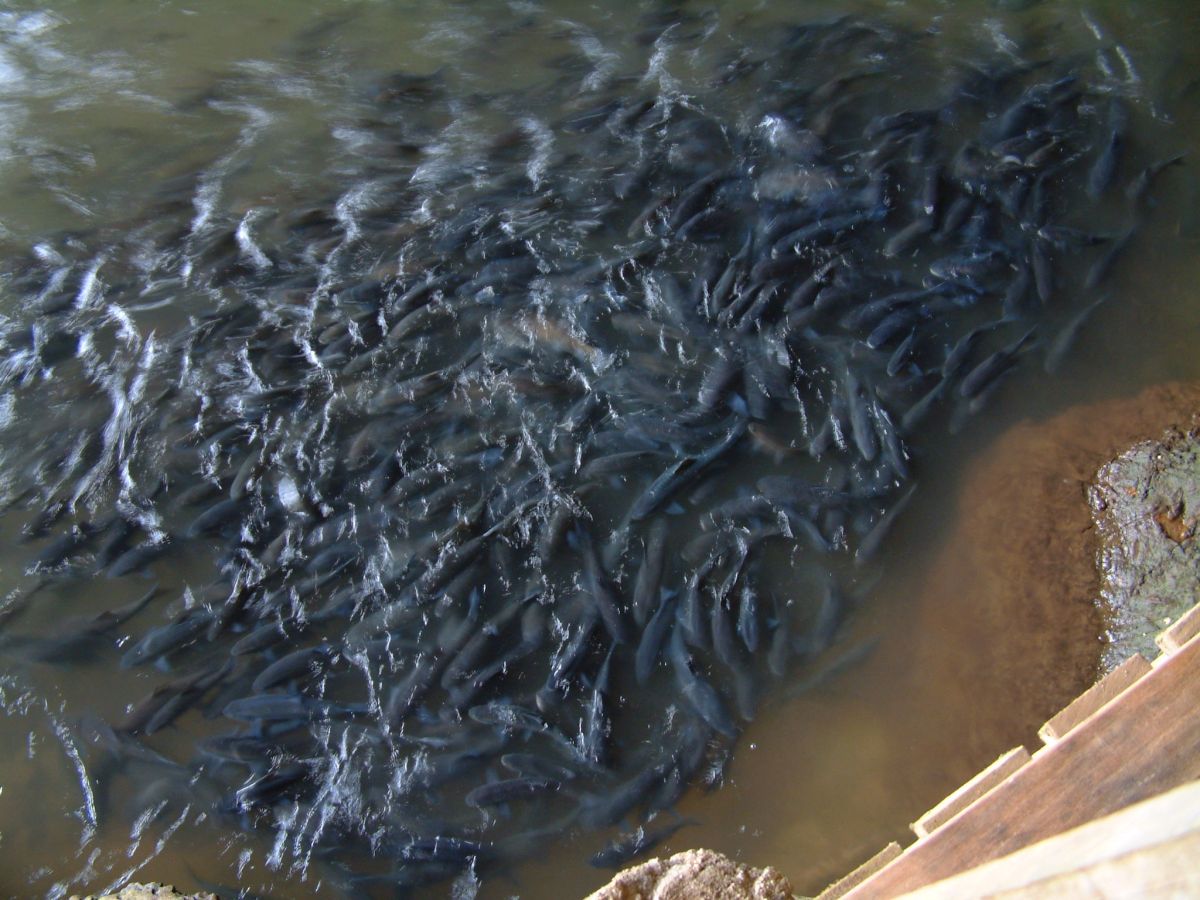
[576,529,629,644]
[589,818,697,868]
[669,170,729,231]
[231,763,308,810]
[866,307,923,351]
[882,216,933,258]
[500,753,578,782]
[678,551,717,649]
[144,658,233,734]
[467,701,549,734]
[105,541,171,578]
[1125,154,1185,204]
[1030,240,1053,303]
[581,645,614,767]
[934,195,973,242]
[785,636,880,699]
[1087,101,1126,199]
[82,713,186,771]
[709,590,739,672]
[873,403,909,481]
[580,757,676,828]
[3,585,158,663]
[635,594,677,684]
[465,777,560,808]
[119,658,232,734]
[185,498,243,538]
[1044,295,1109,374]
[1002,262,1034,320]
[736,581,760,653]
[29,523,98,571]
[767,595,792,678]
[696,351,742,409]
[629,419,746,523]
[855,484,918,564]
[251,644,334,693]
[706,252,742,319]
[538,606,599,711]
[120,610,212,667]
[943,322,1001,380]
[958,327,1037,399]
[198,732,279,766]
[232,620,294,656]
[667,628,736,738]
[886,330,918,377]
[1084,224,1137,291]
[631,519,668,627]
[399,836,490,864]
[844,369,878,463]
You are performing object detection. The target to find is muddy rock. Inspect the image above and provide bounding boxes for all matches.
[70,883,216,900]
[1090,422,1200,669]
[585,848,793,900]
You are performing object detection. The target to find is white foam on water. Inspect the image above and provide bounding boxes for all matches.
[236,209,273,271]
[73,256,106,310]
[571,29,619,93]
[520,116,554,192]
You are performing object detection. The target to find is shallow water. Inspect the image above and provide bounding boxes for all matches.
[0,1,1197,898]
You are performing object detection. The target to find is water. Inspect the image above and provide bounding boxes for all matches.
[0,1,1197,897]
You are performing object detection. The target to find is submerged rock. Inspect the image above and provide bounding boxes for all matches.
[70,884,216,900]
[1090,422,1200,669]
[585,848,792,900]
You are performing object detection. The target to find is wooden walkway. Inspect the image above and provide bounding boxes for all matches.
[818,602,1200,899]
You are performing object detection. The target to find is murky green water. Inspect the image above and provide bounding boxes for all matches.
[0,1,1196,897]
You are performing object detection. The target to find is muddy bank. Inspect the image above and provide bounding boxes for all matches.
[908,381,1200,763]
[1091,420,1200,669]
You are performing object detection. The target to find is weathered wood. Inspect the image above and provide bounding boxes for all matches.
[898,780,1200,900]
[843,632,1200,898]
[1038,653,1151,745]
[910,747,1029,838]
[815,842,902,900]
[1156,601,1200,655]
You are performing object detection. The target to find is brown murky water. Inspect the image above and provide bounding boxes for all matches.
[0,2,1197,898]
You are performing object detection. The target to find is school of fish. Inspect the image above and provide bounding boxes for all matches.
[0,6,1181,895]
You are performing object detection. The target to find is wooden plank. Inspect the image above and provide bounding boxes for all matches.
[842,631,1200,898]
[1038,653,1151,745]
[815,842,902,900]
[1016,832,1200,899]
[910,747,1029,838]
[1156,600,1200,655]
[898,780,1200,900]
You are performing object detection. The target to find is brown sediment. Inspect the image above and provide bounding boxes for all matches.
[1153,504,1194,544]
[871,380,1200,839]
[908,381,1200,756]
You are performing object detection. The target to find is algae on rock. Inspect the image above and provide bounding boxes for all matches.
[585,848,793,900]
[1090,424,1200,670]
[70,883,216,900]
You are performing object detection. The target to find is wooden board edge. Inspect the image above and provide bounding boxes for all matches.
[1155,600,1200,655]
[910,746,1029,839]
[815,842,904,900]
[1039,652,1152,745]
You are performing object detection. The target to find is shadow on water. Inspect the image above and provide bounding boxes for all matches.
[0,1,1197,897]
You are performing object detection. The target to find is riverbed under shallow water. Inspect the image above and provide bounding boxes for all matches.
[0,2,1198,898]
